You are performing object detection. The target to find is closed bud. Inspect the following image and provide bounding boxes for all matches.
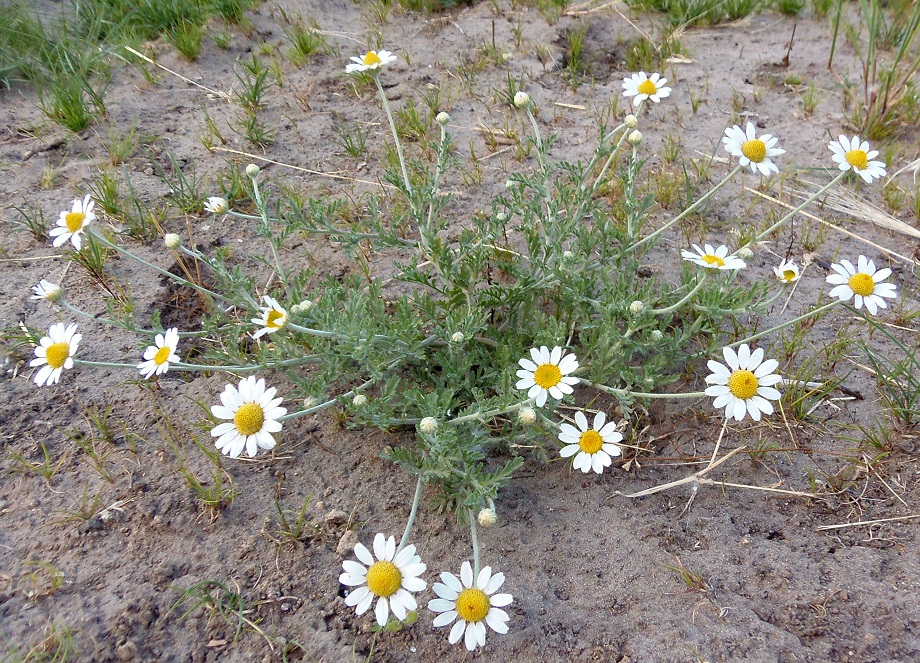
[352,394,368,407]
[164,233,182,249]
[419,417,438,434]
[518,407,536,425]
[563,250,574,260]
[627,130,643,145]
[496,212,508,222]
[477,508,497,528]
[436,111,450,125]
[650,330,664,342]
[246,163,261,178]
[624,114,638,128]
[303,396,317,409]
[513,91,531,108]
[450,331,465,344]
[629,300,645,314]
[737,247,754,260]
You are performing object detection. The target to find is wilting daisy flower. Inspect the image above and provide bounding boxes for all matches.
[828,135,886,183]
[210,376,286,458]
[773,259,801,283]
[515,346,580,408]
[622,72,671,107]
[430,561,512,651]
[30,280,63,302]
[49,195,95,250]
[559,410,623,474]
[339,533,427,627]
[826,255,897,315]
[203,197,229,214]
[251,296,288,339]
[137,328,180,379]
[681,244,746,270]
[345,49,397,73]
[722,122,785,176]
[705,344,781,422]
[30,322,81,387]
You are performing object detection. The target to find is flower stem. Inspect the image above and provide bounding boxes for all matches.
[73,355,319,372]
[250,174,289,298]
[59,299,214,337]
[652,274,708,316]
[726,299,841,348]
[397,476,424,554]
[447,398,535,426]
[470,510,480,577]
[582,378,707,400]
[375,75,412,197]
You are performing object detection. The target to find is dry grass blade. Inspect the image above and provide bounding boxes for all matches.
[793,179,920,239]
[817,513,920,531]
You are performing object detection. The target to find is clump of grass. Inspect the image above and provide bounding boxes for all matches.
[165,19,204,61]
[280,11,331,65]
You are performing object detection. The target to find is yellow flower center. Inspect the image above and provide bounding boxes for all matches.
[266,309,285,329]
[845,149,868,170]
[702,254,725,267]
[65,212,86,233]
[455,588,490,623]
[234,403,265,436]
[848,273,875,297]
[741,139,767,163]
[154,346,172,365]
[579,429,603,454]
[362,51,382,66]
[366,560,402,598]
[45,342,71,369]
[637,79,657,96]
[781,269,797,282]
[728,370,759,400]
[533,363,562,389]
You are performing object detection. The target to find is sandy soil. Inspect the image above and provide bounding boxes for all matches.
[2,1,920,661]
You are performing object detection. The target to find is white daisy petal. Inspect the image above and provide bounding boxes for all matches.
[706,344,782,422]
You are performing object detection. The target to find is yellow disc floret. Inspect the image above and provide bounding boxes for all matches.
[702,254,726,267]
[266,309,285,329]
[363,51,382,66]
[366,560,402,598]
[234,403,265,436]
[65,212,86,233]
[782,269,797,282]
[533,363,562,389]
[455,588,490,623]
[845,149,868,170]
[637,79,657,96]
[579,429,603,454]
[727,370,759,400]
[45,342,71,369]
[741,139,767,163]
[848,273,875,297]
[154,346,172,365]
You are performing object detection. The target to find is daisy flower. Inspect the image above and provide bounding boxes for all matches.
[30,279,63,302]
[622,72,671,107]
[705,344,782,422]
[559,410,623,474]
[345,49,397,74]
[49,195,95,251]
[515,346,580,408]
[203,197,228,214]
[681,244,746,270]
[722,122,785,176]
[210,376,286,458]
[828,135,886,184]
[430,561,513,651]
[30,322,81,387]
[251,296,288,339]
[773,259,801,284]
[137,328,180,379]
[826,255,897,315]
[339,533,427,627]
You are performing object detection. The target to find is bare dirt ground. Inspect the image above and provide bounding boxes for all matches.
[2,1,920,661]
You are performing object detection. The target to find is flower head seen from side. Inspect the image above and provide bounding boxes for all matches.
[137,328,180,379]
[515,346,580,408]
[430,561,512,651]
[251,296,288,339]
[722,122,785,176]
[30,322,81,387]
[829,135,887,183]
[204,196,228,214]
[210,376,286,458]
[31,279,63,302]
[559,410,623,474]
[49,195,95,250]
[345,49,397,73]
[622,72,671,107]
[773,259,801,284]
[826,255,897,315]
[705,344,782,422]
[339,533,426,627]
[681,244,746,270]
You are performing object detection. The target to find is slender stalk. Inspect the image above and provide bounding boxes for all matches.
[59,299,216,337]
[176,245,259,309]
[582,378,707,400]
[250,174,289,298]
[726,299,841,348]
[278,375,378,422]
[470,510,480,577]
[524,106,546,173]
[397,477,424,554]
[652,275,708,316]
[375,75,412,197]
[447,398,534,426]
[73,355,319,372]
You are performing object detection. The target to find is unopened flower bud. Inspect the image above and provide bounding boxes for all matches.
[436,111,450,125]
[291,300,313,315]
[629,300,645,314]
[628,130,643,145]
[737,247,754,260]
[450,331,465,344]
[513,91,531,108]
[352,394,368,407]
[624,114,638,128]
[164,233,182,249]
[478,508,497,528]
[563,250,574,260]
[650,330,664,342]
[518,407,536,425]
[505,179,515,189]
[246,163,261,178]
[303,396,317,409]
[419,417,438,434]
[496,212,508,222]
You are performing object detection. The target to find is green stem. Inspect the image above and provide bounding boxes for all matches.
[375,75,412,197]
[278,375,378,422]
[250,175,289,298]
[59,299,215,337]
[73,356,319,372]
[524,106,546,174]
[397,476,424,554]
[176,245,259,309]
[726,299,841,349]
[470,510,480,577]
[582,378,707,400]
[652,275,708,316]
[447,398,534,426]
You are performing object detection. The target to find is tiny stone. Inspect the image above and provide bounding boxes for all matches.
[325,509,348,525]
[116,641,138,661]
[336,530,359,557]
